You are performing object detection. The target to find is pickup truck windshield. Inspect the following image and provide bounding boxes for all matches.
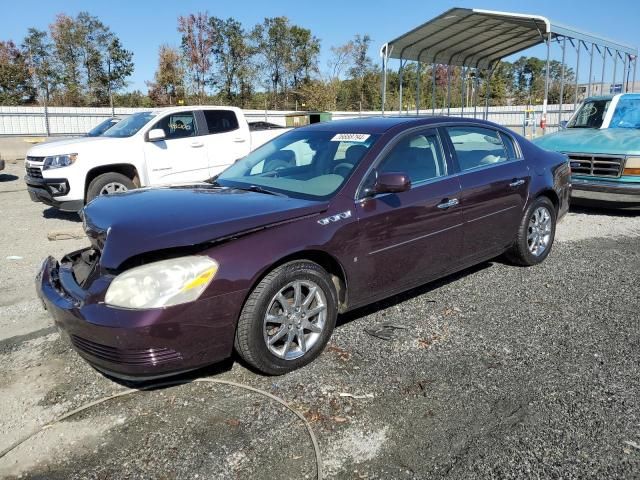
[216,130,380,200]
[567,99,610,129]
[609,96,640,129]
[103,112,157,138]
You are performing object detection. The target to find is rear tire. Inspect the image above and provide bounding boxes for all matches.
[86,172,135,204]
[506,196,556,266]
[234,260,338,375]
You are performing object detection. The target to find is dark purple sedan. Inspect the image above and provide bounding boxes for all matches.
[36,117,570,380]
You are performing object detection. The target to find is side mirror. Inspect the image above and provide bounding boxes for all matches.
[147,128,166,142]
[559,120,568,130]
[365,172,411,197]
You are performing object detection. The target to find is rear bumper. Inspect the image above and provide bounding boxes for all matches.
[25,174,84,212]
[36,253,245,380]
[571,178,640,208]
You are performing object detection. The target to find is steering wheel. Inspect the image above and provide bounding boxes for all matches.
[333,162,354,177]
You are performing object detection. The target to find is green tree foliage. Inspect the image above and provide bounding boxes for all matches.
[147,45,185,106]
[22,28,58,104]
[177,12,216,103]
[0,40,34,104]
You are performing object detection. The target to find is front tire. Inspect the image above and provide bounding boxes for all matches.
[506,196,556,266]
[234,261,338,375]
[86,172,135,204]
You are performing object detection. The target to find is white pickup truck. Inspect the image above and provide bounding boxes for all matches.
[24,106,289,211]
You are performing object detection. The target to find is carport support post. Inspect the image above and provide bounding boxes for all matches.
[633,56,638,92]
[600,48,607,95]
[623,54,629,92]
[484,63,497,121]
[432,63,436,115]
[381,44,389,116]
[588,43,595,97]
[574,41,581,107]
[416,60,421,115]
[446,65,451,116]
[473,74,479,119]
[559,36,566,128]
[612,51,618,93]
[543,32,551,133]
[398,58,404,115]
[461,66,466,118]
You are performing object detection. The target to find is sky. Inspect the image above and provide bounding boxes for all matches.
[2,0,640,92]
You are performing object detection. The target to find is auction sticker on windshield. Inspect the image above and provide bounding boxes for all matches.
[331,133,371,142]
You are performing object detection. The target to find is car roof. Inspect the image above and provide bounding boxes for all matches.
[301,116,506,134]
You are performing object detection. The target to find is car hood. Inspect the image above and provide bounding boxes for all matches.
[82,185,329,270]
[27,136,130,157]
[532,128,640,156]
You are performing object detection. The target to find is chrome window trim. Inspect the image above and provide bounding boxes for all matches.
[355,125,451,200]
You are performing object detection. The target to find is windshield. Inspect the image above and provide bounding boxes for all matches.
[609,96,640,129]
[216,130,380,200]
[86,118,119,137]
[567,99,610,128]
[103,112,156,138]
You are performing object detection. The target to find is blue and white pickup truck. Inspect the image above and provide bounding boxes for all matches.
[534,93,640,208]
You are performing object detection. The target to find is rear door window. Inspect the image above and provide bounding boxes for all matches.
[446,126,508,171]
[152,112,197,140]
[203,110,239,134]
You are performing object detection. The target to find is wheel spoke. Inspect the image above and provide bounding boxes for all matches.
[302,286,317,308]
[293,281,302,308]
[297,329,307,352]
[266,314,286,325]
[304,320,322,333]
[268,326,288,345]
[281,330,295,356]
[276,293,292,314]
[306,304,326,319]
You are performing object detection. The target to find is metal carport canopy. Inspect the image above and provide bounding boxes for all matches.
[382,7,637,69]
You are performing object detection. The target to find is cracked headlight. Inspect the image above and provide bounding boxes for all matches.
[105,256,218,309]
[43,153,77,170]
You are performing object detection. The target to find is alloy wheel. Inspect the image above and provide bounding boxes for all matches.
[263,280,327,360]
[99,182,128,195]
[527,206,552,256]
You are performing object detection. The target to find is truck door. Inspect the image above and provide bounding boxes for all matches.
[143,110,209,185]
[199,109,251,177]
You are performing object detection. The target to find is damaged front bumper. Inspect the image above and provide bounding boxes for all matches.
[36,249,245,381]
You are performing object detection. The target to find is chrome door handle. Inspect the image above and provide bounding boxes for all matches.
[509,179,525,187]
[437,198,459,209]
[233,137,247,143]
[190,141,204,148]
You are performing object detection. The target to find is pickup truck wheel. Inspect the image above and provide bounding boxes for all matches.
[86,172,135,203]
[234,260,338,375]
[506,196,556,266]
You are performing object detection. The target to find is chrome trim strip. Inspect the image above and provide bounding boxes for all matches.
[466,204,518,224]
[368,222,463,256]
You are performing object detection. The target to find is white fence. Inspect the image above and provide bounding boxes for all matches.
[0,104,576,137]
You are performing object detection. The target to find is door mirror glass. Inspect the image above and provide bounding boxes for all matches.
[367,172,411,196]
[148,128,166,142]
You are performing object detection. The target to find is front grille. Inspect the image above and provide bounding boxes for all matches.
[70,335,183,366]
[27,156,45,163]
[566,153,624,178]
[26,166,43,178]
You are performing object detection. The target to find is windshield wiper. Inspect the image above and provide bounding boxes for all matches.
[233,185,287,197]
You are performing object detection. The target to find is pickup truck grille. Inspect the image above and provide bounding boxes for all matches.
[566,153,624,178]
[26,166,43,178]
[26,156,45,163]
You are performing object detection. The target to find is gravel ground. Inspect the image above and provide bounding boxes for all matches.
[1,160,639,479]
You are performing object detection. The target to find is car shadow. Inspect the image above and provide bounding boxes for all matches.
[570,204,638,217]
[0,173,19,182]
[337,261,493,327]
[42,207,81,222]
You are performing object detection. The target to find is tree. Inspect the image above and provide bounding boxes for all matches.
[251,17,291,107]
[0,40,34,104]
[209,17,254,105]
[103,37,134,110]
[50,13,83,104]
[22,28,58,105]
[178,12,215,103]
[148,45,184,105]
[287,25,320,89]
